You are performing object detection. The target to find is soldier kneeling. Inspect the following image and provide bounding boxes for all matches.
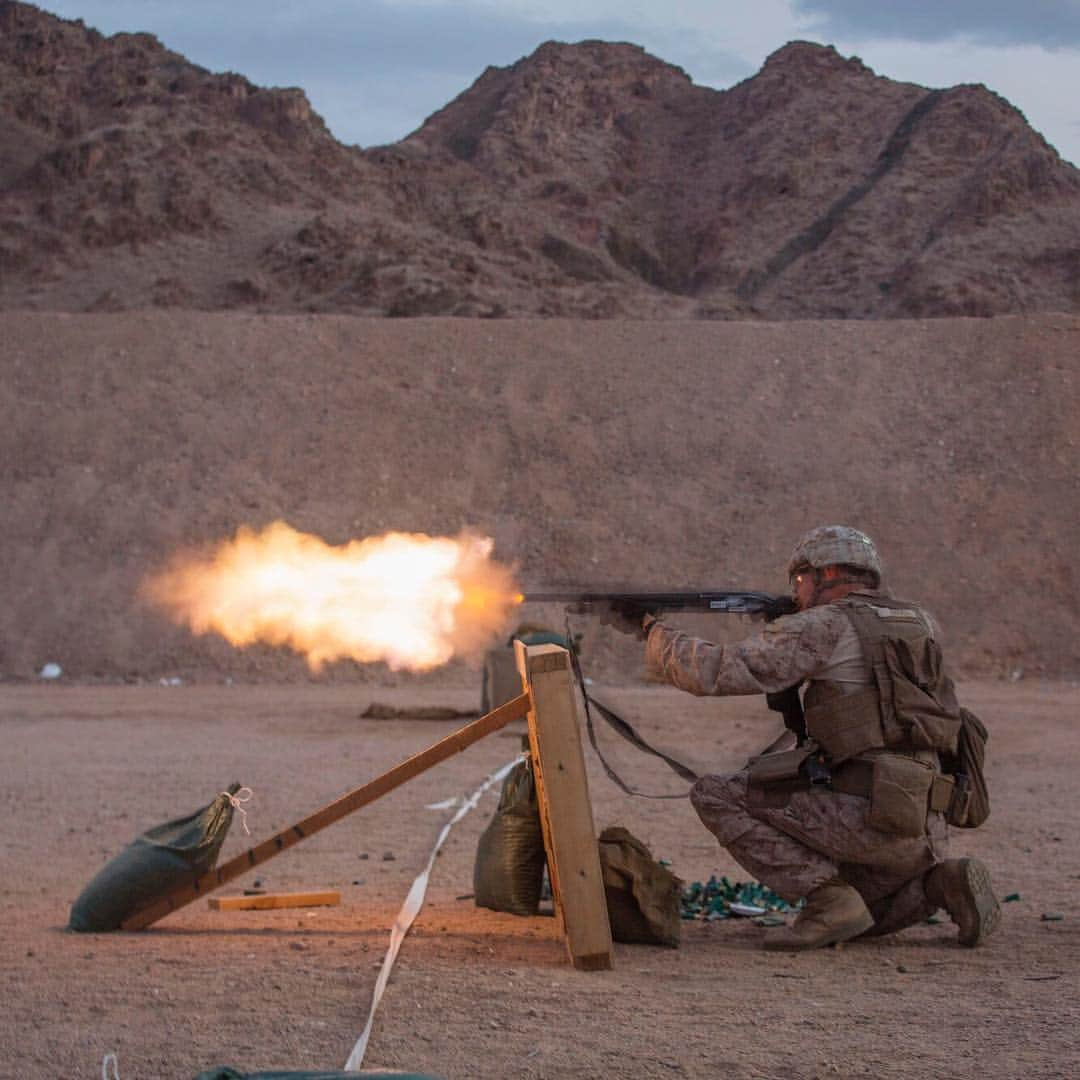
[612,525,998,951]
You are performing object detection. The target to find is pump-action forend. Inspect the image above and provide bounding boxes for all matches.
[522,589,807,773]
[522,590,797,620]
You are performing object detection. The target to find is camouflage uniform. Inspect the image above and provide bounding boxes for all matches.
[645,599,948,935]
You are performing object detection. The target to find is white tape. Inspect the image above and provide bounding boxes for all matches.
[423,796,459,811]
[343,756,522,1072]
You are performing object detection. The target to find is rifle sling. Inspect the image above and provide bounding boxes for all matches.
[566,624,695,800]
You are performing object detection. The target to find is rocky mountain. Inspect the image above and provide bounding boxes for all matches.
[2,0,1079,318]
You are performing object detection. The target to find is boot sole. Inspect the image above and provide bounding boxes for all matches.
[957,857,1000,947]
[762,909,875,952]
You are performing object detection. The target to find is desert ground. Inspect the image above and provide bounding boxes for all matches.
[2,676,1077,1080]
[1,310,1078,1078]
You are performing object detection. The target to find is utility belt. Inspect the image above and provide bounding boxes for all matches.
[746,744,967,836]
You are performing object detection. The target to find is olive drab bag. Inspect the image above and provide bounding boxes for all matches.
[837,595,963,754]
[597,826,682,947]
[939,706,991,828]
[70,785,240,931]
[473,755,547,915]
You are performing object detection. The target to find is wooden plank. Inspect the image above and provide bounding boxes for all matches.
[515,641,613,972]
[120,691,532,930]
[209,890,340,911]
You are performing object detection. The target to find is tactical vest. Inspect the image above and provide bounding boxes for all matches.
[802,593,962,765]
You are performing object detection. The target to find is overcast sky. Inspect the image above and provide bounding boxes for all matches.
[42,1,1080,167]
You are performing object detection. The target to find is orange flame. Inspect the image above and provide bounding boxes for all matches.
[143,522,521,672]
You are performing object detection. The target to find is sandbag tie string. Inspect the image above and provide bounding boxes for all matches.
[221,786,254,835]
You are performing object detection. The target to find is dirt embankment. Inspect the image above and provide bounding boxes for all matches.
[2,311,1077,683]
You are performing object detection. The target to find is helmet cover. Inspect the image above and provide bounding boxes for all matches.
[788,525,882,580]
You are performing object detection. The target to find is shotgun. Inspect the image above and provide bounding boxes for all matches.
[522,589,807,742]
[522,589,797,620]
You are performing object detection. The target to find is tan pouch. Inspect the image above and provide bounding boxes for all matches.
[867,754,934,837]
[804,687,884,763]
[747,746,814,785]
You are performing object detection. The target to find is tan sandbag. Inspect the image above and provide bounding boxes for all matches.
[480,628,569,713]
[480,647,521,715]
[598,826,682,948]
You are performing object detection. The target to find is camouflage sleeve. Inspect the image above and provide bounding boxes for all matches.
[644,606,849,696]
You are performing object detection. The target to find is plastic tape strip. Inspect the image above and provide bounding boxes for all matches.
[343,756,522,1072]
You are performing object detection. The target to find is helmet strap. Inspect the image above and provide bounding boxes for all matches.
[810,567,866,605]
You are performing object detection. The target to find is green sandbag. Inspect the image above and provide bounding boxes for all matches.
[480,629,569,714]
[195,1070,441,1079]
[473,757,546,916]
[69,784,239,932]
[598,826,683,947]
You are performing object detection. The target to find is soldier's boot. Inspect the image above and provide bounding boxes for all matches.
[924,857,1000,946]
[762,879,874,951]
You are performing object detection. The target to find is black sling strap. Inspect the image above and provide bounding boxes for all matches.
[565,619,696,800]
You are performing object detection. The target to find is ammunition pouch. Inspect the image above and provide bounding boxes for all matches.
[804,687,883,764]
[866,754,935,838]
[745,724,962,835]
[745,743,831,810]
[800,595,969,765]
[831,753,958,836]
[940,708,990,828]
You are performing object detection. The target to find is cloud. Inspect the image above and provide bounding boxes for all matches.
[793,0,1080,50]
[37,2,1080,163]
[838,37,1079,165]
[51,1,627,82]
[43,1,750,144]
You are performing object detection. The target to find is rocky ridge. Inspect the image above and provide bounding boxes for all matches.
[2,1,1079,319]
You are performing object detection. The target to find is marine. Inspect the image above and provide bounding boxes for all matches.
[610,525,999,950]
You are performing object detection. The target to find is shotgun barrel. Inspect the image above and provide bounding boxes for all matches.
[522,589,796,619]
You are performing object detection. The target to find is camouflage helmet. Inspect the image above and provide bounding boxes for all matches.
[787,525,882,581]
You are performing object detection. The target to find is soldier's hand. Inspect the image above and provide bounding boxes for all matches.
[599,599,652,639]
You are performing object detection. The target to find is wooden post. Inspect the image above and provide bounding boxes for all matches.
[515,641,613,972]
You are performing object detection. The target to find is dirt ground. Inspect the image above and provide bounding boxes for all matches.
[2,676,1077,1080]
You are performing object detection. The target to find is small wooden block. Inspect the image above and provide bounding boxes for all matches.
[530,650,568,674]
[208,890,341,911]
